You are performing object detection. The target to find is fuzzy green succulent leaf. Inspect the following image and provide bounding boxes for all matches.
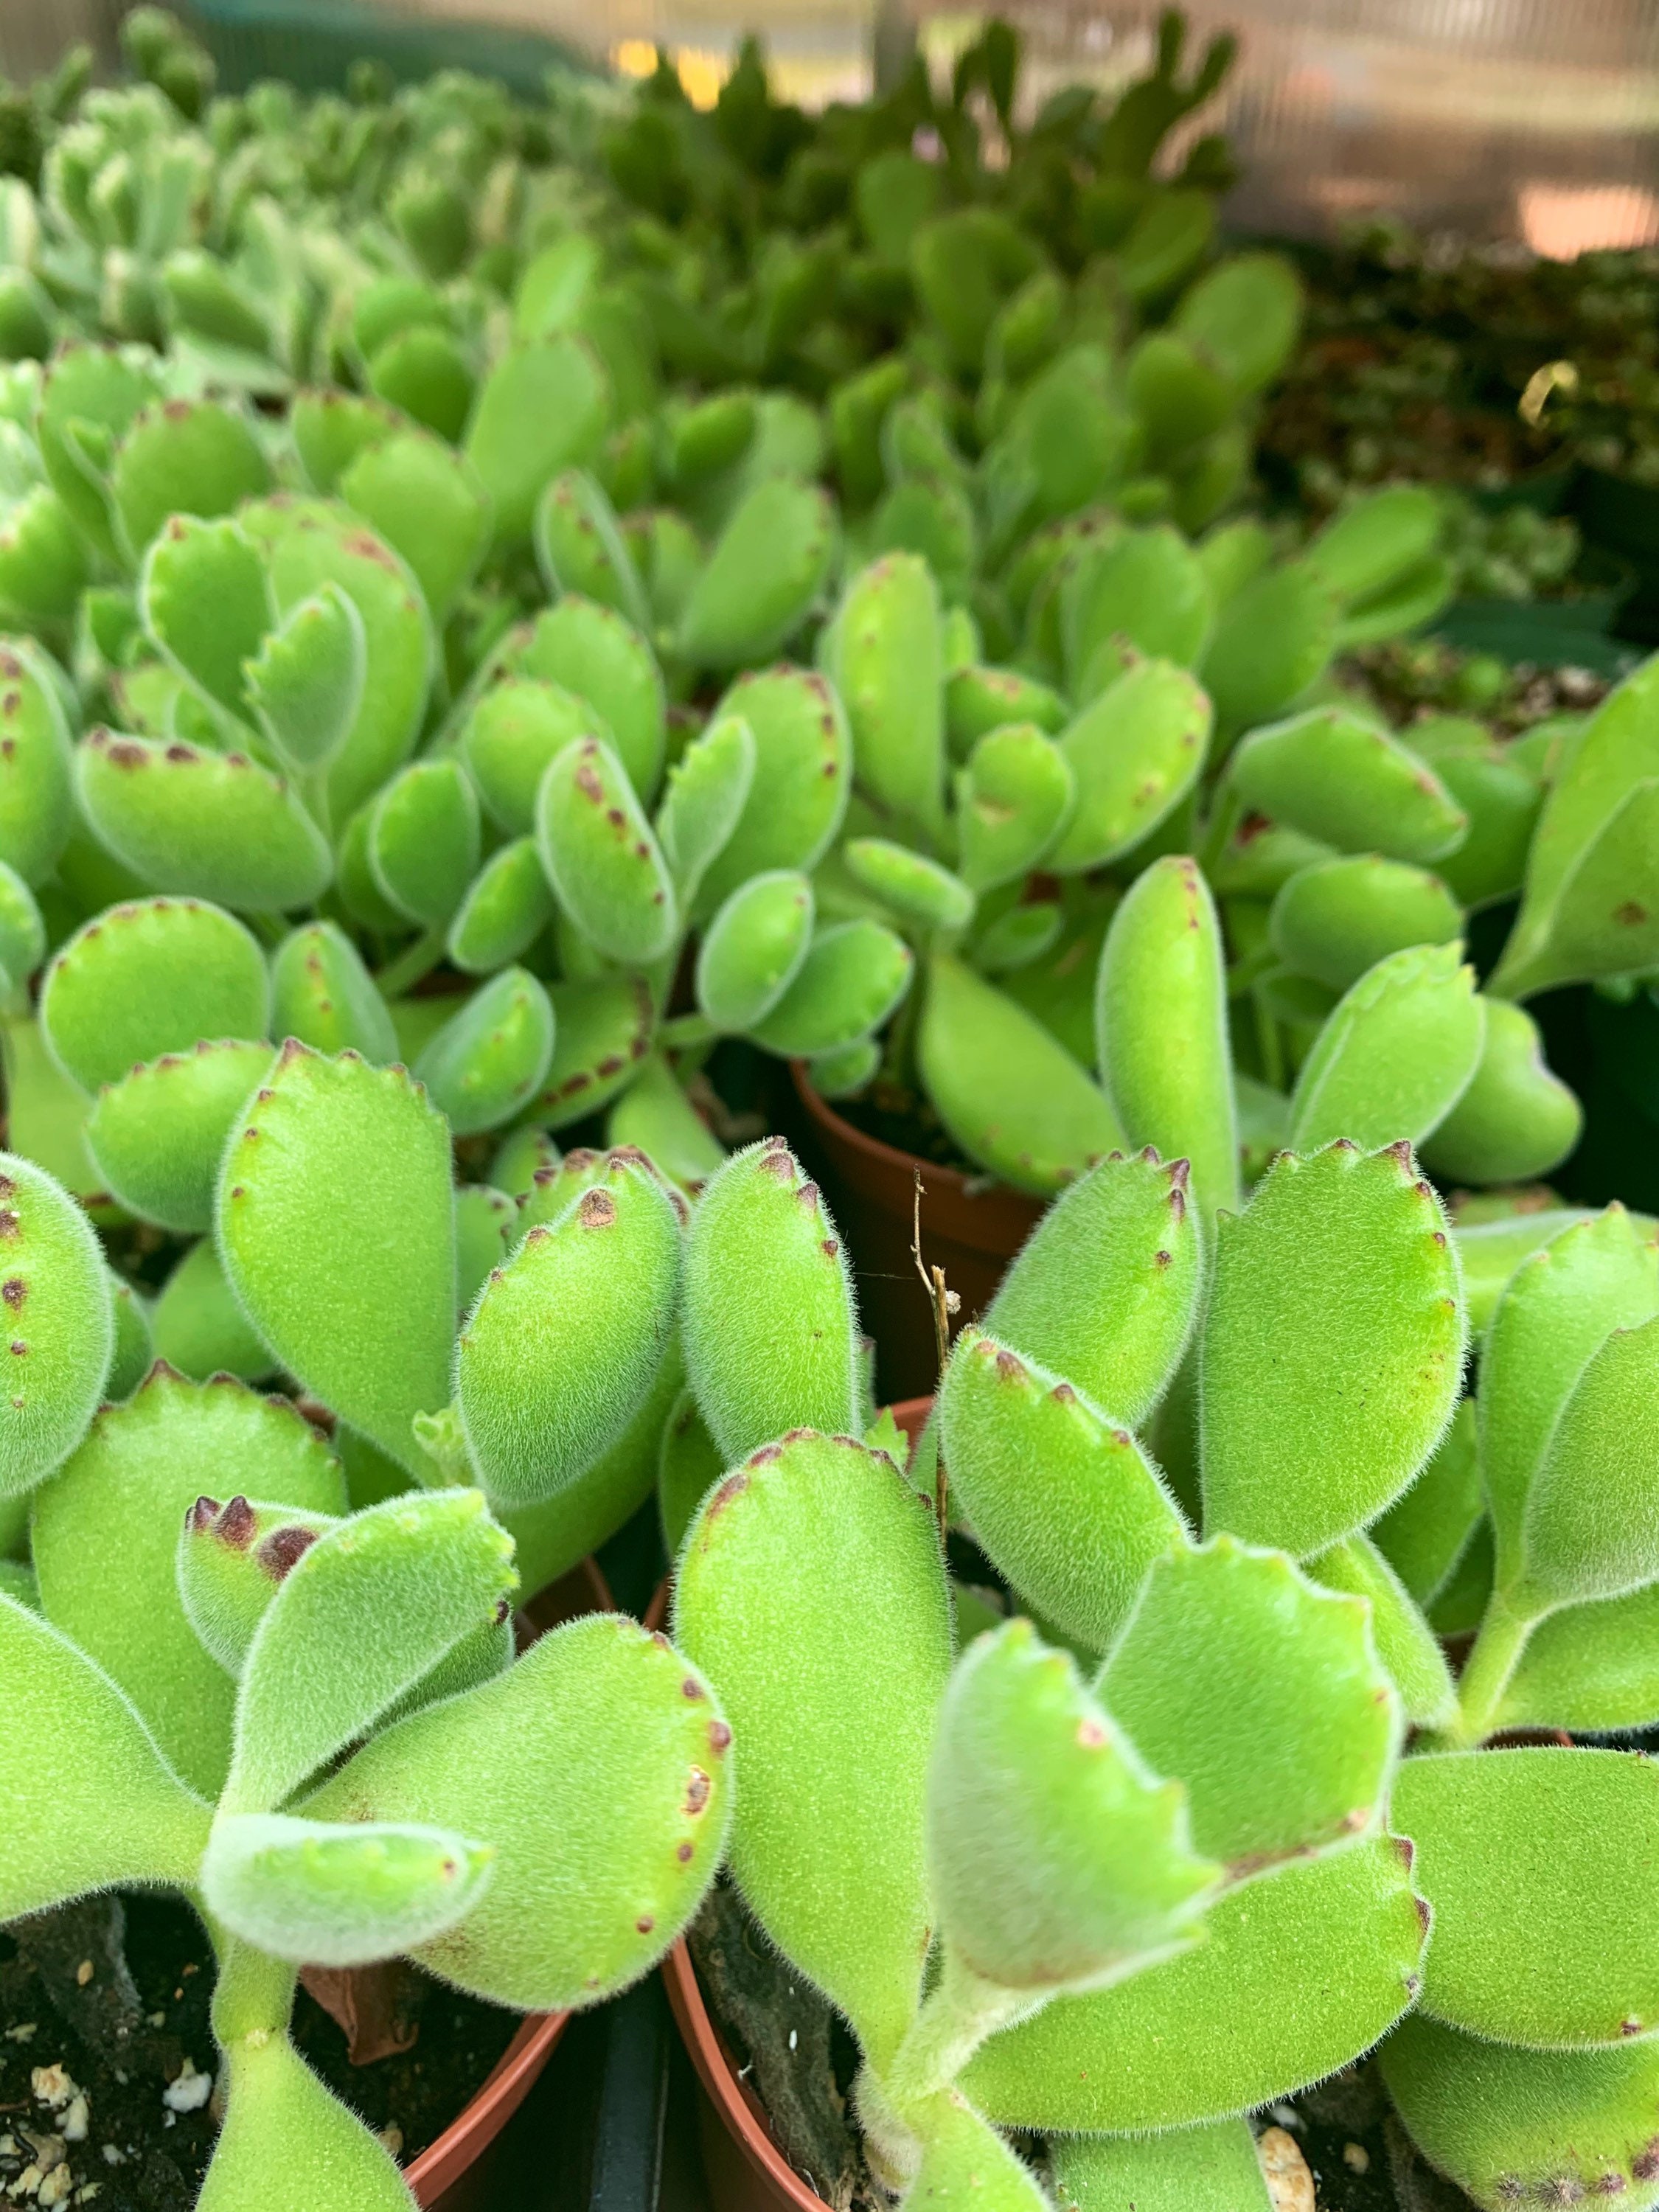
[535,467,650,630]
[86,1037,273,1233]
[1516,1313,1659,1614]
[0,1592,212,1917]
[946,665,1067,757]
[461,675,602,835]
[1270,855,1463,995]
[218,1043,456,1478]
[106,1274,154,1400]
[658,1385,724,1560]
[1396,1747,1659,2048]
[445,838,554,975]
[453,1184,515,1316]
[139,511,273,725]
[458,1151,681,1507]
[530,973,655,1129]
[902,2090,1053,2211]
[271,921,397,1062]
[41,896,270,1093]
[678,475,837,669]
[824,552,946,844]
[1499,1583,1659,1733]
[1229,707,1467,864]
[199,2030,414,2212]
[75,729,333,911]
[414,968,554,1137]
[954,722,1074,894]
[682,1137,860,1462]
[465,334,608,549]
[844,839,975,935]
[748,917,914,1056]
[984,1147,1198,1425]
[1455,1208,1601,1338]
[243,583,366,774]
[0,637,74,886]
[674,1429,950,2070]
[919,954,1123,1197]
[32,1366,344,1795]
[654,712,755,905]
[1052,2118,1271,2212]
[536,733,678,965]
[1099,1537,1400,1871]
[1198,560,1338,732]
[340,429,490,627]
[1047,659,1211,874]
[1288,943,1484,1155]
[203,1809,495,1967]
[0,858,43,997]
[1095,855,1239,1221]
[369,756,480,929]
[1373,1398,1484,1607]
[1200,1140,1465,1554]
[929,1618,1217,1993]
[152,1239,277,1383]
[1064,526,1214,689]
[695,667,851,916]
[178,1492,342,1676]
[1380,2015,1659,2212]
[223,1488,515,1817]
[607,1055,726,1189]
[939,1332,1188,1654]
[35,348,159,563]
[0,1150,113,1498]
[696,869,814,1033]
[111,397,270,567]
[309,1611,730,2010]
[1419,998,1581,1186]
[1480,1206,1659,1594]
[967,1829,1423,2129]
[1307,1531,1456,1729]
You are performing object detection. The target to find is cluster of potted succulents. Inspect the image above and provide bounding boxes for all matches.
[0,8,1657,2209]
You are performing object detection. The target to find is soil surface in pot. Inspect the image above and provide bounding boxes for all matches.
[0,1891,518,2210]
[828,1076,974,1175]
[690,1879,1478,2211]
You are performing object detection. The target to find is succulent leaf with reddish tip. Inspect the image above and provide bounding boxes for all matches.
[0,1150,114,1499]
[535,732,678,965]
[86,1037,274,1232]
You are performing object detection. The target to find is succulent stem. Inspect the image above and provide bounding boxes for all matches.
[1433,1595,1534,1750]
[883,1941,1037,2111]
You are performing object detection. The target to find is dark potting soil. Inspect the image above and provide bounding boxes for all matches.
[690,1881,1481,2212]
[0,1891,517,2210]
[830,1076,978,1175]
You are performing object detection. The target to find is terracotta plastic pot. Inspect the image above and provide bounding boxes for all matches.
[789,1062,1042,1402]
[658,1400,933,2212]
[407,1553,611,2209]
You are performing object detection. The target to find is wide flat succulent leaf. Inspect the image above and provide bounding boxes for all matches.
[41,896,270,1093]
[445,840,554,975]
[673,1429,951,2070]
[458,1151,681,1506]
[0,1592,212,1918]
[309,1613,730,2011]
[339,428,490,627]
[464,334,609,550]
[1200,1141,1464,1556]
[217,1043,456,1478]
[955,722,1075,894]
[749,919,914,1057]
[530,973,655,1130]
[1373,1399,1484,1609]
[964,1832,1425,2131]
[32,1367,345,1795]
[0,1152,113,1498]
[271,922,397,1062]
[509,595,666,805]
[111,397,271,567]
[537,734,678,964]
[1052,2118,1271,2212]
[461,674,604,836]
[201,1810,495,1967]
[1288,944,1485,1155]
[693,667,849,917]
[152,1239,278,1385]
[1099,1538,1400,1871]
[653,711,754,906]
[224,1489,516,1816]
[139,512,272,723]
[198,2031,414,2212]
[178,1492,343,1675]
[1517,1313,1659,1613]
[1479,1205,1659,1595]
[86,1038,274,1234]
[414,967,554,1138]
[902,2090,1052,2211]
[0,636,75,886]
[1380,2015,1659,2212]
[1500,1584,1659,1733]
[928,1619,1216,1992]
[681,1138,860,1464]
[677,475,837,669]
[1046,658,1211,874]
[369,757,479,928]
[1454,1207,1601,1338]
[1394,1748,1659,2048]
[1311,1528,1457,1727]
[825,552,947,843]
[1419,998,1582,1186]
[243,583,366,773]
[1197,560,1338,733]
[1228,706,1467,863]
[696,870,814,1033]
[939,1332,1188,1654]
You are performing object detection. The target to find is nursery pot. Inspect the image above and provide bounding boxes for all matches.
[659,1400,933,2212]
[788,1061,1042,1402]
[406,1552,611,2210]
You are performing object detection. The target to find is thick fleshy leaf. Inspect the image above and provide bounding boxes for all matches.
[218,1043,455,1478]
[984,1148,1198,1425]
[111,397,271,565]
[1228,706,1467,864]
[41,896,270,1093]
[153,1239,278,1383]
[271,922,397,1062]
[696,870,814,1033]
[1307,1531,1457,1728]
[955,723,1074,894]
[964,1832,1425,2130]
[340,429,490,625]
[1200,1141,1465,1556]
[1288,943,1485,1155]
[243,585,366,773]
[653,712,754,906]
[929,1619,1216,1992]
[1198,560,1338,733]
[0,1593,211,1919]
[446,839,554,975]
[1396,1747,1659,2048]
[1095,856,1239,1222]
[309,1613,730,2010]
[202,1810,493,1967]
[1455,1207,1599,1338]
[224,1489,515,1816]
[903,2091,1052,2212]
[465,334,608,549]
[1047,659,1211,874]
[1052,2119,1271,2212]
[0,1151,113,1498]
[824,552,946,843]
[694,667,850,916]
[1419,998,1582,1186]
[139,512,273,724]
[0,637,74,886]
[199,2031,414,2212]
[1479,1206,1659,1596]
[535,734,678,964]
[414,968,554,1137]
[509,595,665,804]
[529,973,655,1130]
[673,1430,951,2070]
[1373,1399,1484,1608]
[86,1038,273,1233]
[461,675,600,835]
[939,1332,1188,1654]
[1380,2016,1659,2212]
[1099,1538,1400,1872]
[1517,1314,1659,1614]
[749,919,913,1057]
[1270,855,1463,995]
[678,475,837,669]
[844,839,974,935]
[607,1057,726,1189]
[535,467,651,629]
[369,757,479,928]
[919,955,1123,1197]
[32,1367,344,1795]
[682,1137,860,1464]
[178,1492,342,1676]
[457,1152,681,1506]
